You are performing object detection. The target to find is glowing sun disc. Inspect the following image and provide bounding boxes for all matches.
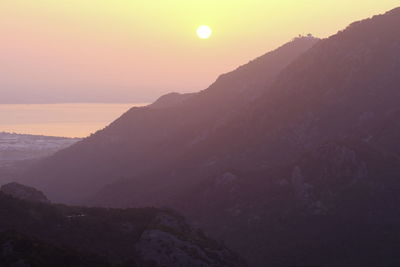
[197,25,212,39]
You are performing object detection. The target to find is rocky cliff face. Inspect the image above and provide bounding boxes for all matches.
[136,211,246,267]
[178,140,400,266]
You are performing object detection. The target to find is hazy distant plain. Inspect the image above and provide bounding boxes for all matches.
[0,103,147,138]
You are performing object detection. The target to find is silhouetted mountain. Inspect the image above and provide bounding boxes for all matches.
[16,7,400,267]
[0,190,246,267]
[21,35,319,202]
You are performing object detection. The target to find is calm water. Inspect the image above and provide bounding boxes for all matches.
[0,103,147,138]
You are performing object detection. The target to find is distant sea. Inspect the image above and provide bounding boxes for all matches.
[0,103,147,138]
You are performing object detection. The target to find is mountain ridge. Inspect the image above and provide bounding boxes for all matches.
[20,36,319,203]
[12,7,400,267]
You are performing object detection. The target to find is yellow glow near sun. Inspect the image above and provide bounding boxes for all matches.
[196,25,212,39]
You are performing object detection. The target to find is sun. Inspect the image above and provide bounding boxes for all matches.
[196,25,212,39]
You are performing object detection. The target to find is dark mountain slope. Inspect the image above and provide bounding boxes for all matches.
[0,191,246,267]
[21,36,319,202]
[179,139,400,267]
[170,8,400,266]
[91,8,400,267]
[91,7,400,208]
[182,6,400,169]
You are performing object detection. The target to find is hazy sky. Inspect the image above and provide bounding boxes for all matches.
[1,0,399,103]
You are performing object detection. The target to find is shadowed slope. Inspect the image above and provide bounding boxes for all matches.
[21,36,319,203]
[92,8,400,267]
[92,7,400,208]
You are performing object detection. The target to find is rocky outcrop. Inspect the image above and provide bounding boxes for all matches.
[0,191,246,267]
[0,182,50,203]
[136,211,246,267]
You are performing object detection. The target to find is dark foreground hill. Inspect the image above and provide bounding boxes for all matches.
[0,231,111,267]
[15,6,400,267]
[0,191,246,267]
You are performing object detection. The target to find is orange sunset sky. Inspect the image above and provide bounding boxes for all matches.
[1,0,399,103]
